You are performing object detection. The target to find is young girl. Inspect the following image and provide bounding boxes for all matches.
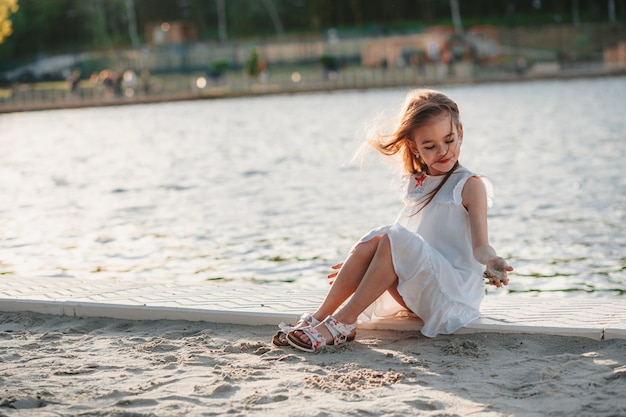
[273,89,513,352]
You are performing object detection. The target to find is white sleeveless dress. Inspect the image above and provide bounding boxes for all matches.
[357,166,492,337]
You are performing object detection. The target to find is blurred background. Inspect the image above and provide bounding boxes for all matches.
[1,0,625,111]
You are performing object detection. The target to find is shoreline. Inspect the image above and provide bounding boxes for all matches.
[2,67,625,114]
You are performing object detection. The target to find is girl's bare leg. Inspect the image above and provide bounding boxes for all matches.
[387,285,409,310]
[310,236,382,321]
[333,235,399,324]
[296,235,402,343]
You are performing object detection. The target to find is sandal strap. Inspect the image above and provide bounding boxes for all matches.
[295,326,326,351]
[277,312,319,333]
[300,313,320,326]
[323,316,357,346]
[277,322,294,333]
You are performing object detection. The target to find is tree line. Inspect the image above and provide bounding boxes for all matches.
[1,0,623,65]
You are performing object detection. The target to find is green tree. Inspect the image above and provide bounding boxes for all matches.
[1,0,625,66]
[0,0,18,44]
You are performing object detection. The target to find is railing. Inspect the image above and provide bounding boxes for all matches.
[1,60,621,113]
[0,62,497,113]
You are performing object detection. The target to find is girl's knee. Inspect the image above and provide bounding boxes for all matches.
[353,235,382,258]
[377,234,392,253]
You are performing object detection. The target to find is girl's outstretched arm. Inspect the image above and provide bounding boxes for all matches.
[462,177,513,287]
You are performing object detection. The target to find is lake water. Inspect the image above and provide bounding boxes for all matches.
[1,76,625,297]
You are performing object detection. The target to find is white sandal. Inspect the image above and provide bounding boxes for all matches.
[286,315,357,352]
[272,313,320,346]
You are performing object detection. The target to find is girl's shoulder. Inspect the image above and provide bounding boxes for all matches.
[452,167,494,208]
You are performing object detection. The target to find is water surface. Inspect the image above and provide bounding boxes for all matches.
[1,76,624,297]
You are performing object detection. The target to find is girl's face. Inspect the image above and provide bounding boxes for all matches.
[410,113,463,176]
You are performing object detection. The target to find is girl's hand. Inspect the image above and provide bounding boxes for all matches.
[483,257,513,288]
[327,263,343,284]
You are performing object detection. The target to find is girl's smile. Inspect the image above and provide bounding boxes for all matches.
[411,113,463,176]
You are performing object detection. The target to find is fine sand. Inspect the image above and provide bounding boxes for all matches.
[1,312,624,416]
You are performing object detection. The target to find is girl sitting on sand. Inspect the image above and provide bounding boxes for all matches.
[273,88,513,352]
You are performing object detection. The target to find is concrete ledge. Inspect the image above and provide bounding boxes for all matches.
[1,277,625,340]
[460,319,603,341]
[0,299,300,325]
[605,328,626,340]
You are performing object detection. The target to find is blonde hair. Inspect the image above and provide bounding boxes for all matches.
[370,89,461,174]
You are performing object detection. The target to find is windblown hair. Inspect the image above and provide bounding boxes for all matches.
[370,89,461,175]
[369,89,462,212]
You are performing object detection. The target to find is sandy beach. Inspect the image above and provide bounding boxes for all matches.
[1,311,624,416]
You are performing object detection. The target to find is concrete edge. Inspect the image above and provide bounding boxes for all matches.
[604,328,626,340]
[1,298,624,341]
[460,322,603,341]
[359,317,606,341]
[358,317,424,332]
[0,299,299,326]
